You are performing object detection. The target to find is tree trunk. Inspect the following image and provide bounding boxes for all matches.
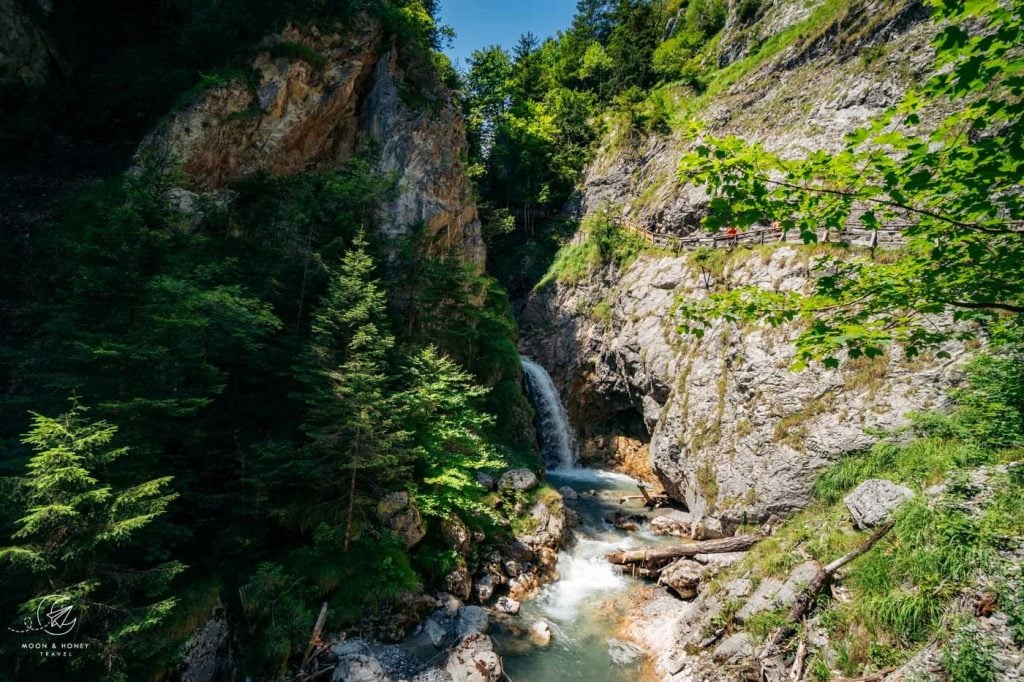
[759,520,896,659]
[343,427,362,553]
[607,531,764,567]
[343,463,357,553]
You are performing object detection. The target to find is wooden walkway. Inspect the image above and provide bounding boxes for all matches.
[618,219,907,253]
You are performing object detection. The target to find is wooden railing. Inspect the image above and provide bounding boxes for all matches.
[617,219,907,253]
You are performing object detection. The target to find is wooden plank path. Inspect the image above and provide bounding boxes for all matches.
[618,219,907,253]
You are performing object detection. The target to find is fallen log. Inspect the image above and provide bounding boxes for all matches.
[607,531,764,567]
[759,520,896,665]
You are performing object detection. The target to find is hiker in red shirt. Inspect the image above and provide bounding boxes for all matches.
[725,225,739,248]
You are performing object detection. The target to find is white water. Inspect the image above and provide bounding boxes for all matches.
[520,356,578,469]
[503,357,672,680]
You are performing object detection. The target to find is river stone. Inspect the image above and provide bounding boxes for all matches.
[472,573,497,603]
[332,654,391,682]
[421,617,447,648]
[607,637,643,665]
[376,492,426,549]
[445,633,502,682]
[498,468,539,491]
[558,485,578,500]
[658,559,704,599]
[713,632,754,664]
[494,596,520,615]
[650,511,692,537]
[844,478,914,529]
[455,606,489,638]
[529,620,552,647]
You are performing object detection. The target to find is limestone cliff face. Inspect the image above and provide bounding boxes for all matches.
[139,22,484,268]
[575,0,934,232]
[521,0,965,524]
[520,248,966,525]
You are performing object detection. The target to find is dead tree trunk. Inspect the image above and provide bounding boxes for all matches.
[607,531,765,567]
[759,520,896,661]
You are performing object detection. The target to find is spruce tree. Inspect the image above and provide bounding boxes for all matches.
[293,233,411,548]
[1,404,182,676]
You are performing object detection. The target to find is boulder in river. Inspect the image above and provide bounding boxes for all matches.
[529,620,552,647]
[650,511,692,537]
[494,596,520,615]
[844,478,914,529]
[445,633,502,682]
[455,605,489,638]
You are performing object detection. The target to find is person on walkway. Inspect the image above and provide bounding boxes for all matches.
[725,225,739,248]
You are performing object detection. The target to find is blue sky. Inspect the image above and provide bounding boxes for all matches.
[438,0,579,70]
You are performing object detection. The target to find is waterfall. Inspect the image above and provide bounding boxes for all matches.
[520,356,578,469]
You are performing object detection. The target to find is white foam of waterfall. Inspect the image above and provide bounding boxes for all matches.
[520,356,578,469]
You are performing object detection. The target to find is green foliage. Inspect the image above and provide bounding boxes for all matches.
[536,212,649,289]
[675,0,1024,366]
[943,617,998,682]
[404,346,504,519]
[1,405,182,677]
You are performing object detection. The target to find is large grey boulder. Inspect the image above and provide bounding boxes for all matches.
[376,492,426,548]
[498,469,538,492]
[713,632,754,663]
[844,479,914,529]
[455,606,489,638]
[658,559,704,599]
[445,634,502,682]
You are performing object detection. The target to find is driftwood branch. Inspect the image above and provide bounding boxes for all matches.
[607,531,764,567]
[760,520,896,660]
[301,602,329,669]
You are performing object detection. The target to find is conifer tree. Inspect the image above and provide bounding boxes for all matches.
[0,404,182,675]
[294,233,411,548]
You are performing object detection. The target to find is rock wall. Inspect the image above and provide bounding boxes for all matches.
[139,21,484,268]
[521,247,966,524]
[518,0,966,525]
[574,0,934,232]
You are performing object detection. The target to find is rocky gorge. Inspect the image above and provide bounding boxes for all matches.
[1,0,1022,680]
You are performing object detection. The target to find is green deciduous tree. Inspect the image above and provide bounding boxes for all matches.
[675,0,1024,367]
[404,346,504,519]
